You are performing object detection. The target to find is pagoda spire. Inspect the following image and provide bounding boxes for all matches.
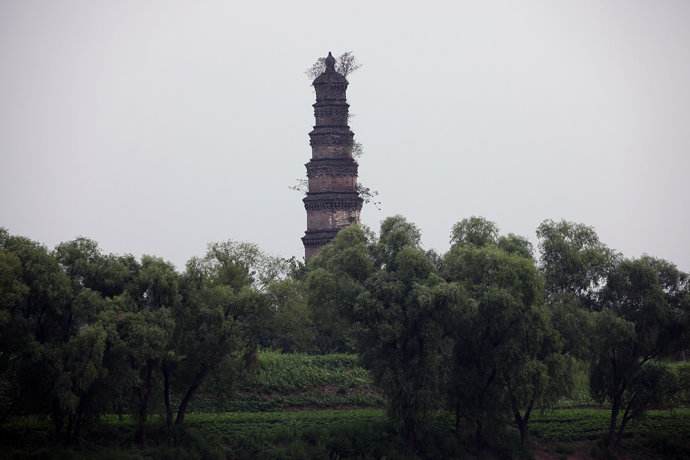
[325,51,336,71]
[301,52,363,260]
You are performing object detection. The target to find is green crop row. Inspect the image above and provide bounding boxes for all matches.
[530,408,690,442]
[246,351,372,392]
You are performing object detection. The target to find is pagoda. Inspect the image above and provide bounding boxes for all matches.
[302,52,363,260]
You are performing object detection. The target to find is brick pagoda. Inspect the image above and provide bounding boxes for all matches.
[302,52,363,260]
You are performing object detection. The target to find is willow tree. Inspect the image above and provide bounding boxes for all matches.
[591,257,689,446]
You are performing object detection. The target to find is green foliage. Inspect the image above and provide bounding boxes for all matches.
[55,238,136,298]
[589,257,690,446]
[262,278,314,352]
[356,252,456,444]
[376,215,422,260]
[305,218,464,448]
[0,232,106,441]
[537,219,618,308]
[673,362,690,407]
[165,245,271,427]
[497,233,534,259]
[449,216,498,248]
[0,230,273,443]
[547,294,595,361]
[443,238,573,446]
[324,218,460,446]
[249,351,370,392]
[1,213,689,456]
[306,224,375,352]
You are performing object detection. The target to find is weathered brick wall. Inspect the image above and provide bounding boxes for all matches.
[308,175,356,193]
[311,144,353,159]
[307,208,360,230]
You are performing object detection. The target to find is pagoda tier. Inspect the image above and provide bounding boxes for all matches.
[302,52,362,260]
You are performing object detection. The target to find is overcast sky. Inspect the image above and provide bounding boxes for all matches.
[1,0,689,271]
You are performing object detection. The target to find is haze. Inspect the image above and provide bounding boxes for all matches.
[1,0,689,271]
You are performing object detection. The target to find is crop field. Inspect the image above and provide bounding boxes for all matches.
[192,351,385,412]
[530,408,690,442]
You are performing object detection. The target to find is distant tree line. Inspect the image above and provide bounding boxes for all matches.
[1,216,689,452]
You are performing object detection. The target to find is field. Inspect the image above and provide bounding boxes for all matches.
[2,352,690,459]
[192,351,384,412]
[5,408,690,459]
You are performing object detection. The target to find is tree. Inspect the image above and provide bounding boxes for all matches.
[0,232,116,443]
[0,243,29,421]
[163,242,270,429]
[306,219,460,449]
[116,256,178,444]
[375,215,422,264]
[306,225,375,352]
[497,233,534,260]
[357,249,458,448]
[2,231,279,443]
[55,237,136,298]
[444,219,574,447]
[536,219,618,308]
[444,244,540,446]
[305,51,361,80]
[501,309,574,446]
[590,257,689,446]
[263,277,314,352]
[55,239,179,444]
[204,241,296,293]
[450,216,499,248]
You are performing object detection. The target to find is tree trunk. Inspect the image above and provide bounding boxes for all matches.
[162,363,173,432]
[518,418,528,446]
[513,410,528,446]
[403,415,417,453]
[175,366,208,426]
[616,414,632,447]
[135,363,154,445]
[615,395,636,446]
[52,414,63,440]
[475,420,484,451]
[65,415,75,446]
[606,393,622,447]
[71,409,84,446]
[510,392,534,446]
[455,401,461,434]
[51,400,65,443]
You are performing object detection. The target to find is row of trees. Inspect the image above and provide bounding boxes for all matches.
[305,216,690,449]
[0,231,289,444]
[1,216,689,451]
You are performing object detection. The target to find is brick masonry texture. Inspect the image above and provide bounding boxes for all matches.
[301,53,363,260]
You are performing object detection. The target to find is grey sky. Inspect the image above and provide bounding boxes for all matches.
[1,0,689,271]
